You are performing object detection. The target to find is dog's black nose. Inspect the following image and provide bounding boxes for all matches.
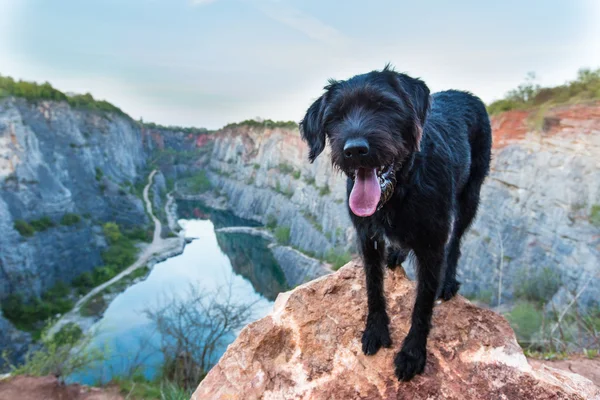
[344,138,369,158]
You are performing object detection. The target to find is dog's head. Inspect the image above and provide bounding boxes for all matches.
[300,66,430,217]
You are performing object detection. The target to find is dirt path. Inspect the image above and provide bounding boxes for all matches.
[50,170,184,334]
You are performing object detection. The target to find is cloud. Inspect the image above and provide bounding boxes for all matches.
[254,1,347,47]
[189,0,218,6]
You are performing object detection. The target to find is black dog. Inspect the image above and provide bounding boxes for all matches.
[300,66,492,381]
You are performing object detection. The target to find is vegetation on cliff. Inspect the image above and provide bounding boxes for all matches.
[223,119,298,130]
[0,75,128,117]
[487,67,600,115]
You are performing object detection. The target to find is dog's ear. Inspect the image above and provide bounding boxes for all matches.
[300,95,328,163]
[390,73,430,152]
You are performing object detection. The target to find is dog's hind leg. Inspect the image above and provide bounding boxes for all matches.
[440,112,492,301]
[395,241,445,381]
[358,229,392,356]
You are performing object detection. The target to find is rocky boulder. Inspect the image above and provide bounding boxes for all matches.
[193,262,599,400]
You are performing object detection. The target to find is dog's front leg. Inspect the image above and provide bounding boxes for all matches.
[394,243,444,381]
[358,230,391,356]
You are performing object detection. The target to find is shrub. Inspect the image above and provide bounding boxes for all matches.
[253,163,260,170]
[30,216,55,232]
[513,267,561,305]
[14,220,35,237]
[60,213,81,226]
[223,119,298,130]
[181,171,212,193]
[292,170,301,180]
[278,163,295,175]
[505,301,543,346]
[319,184,331,196]
[8,323,104,380]
[95,167,103,181]
[80,293,107,317]
[266,214,277,230]
[590,204,600,227]
[1,282,75,335]
[124,226,152,243]
[324,248,353,270]
[103,222,122,244]
[487,67,600,115]
[274,226,291,245]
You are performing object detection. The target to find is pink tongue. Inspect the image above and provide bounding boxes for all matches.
[349,168,381,217]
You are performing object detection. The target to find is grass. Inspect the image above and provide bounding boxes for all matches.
[319,184,331,196]
[487,67,600,115]
[95,167,103,181]
[274,226,291,245]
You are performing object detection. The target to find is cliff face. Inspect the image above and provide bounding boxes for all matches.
[0,97,214,301]
[208,125,352,258]
[0,97,148,299]
[193,262,600,399]
[461,103,600,307]
[206,103,600,308]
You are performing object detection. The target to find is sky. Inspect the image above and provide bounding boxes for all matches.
[1,0,599,129]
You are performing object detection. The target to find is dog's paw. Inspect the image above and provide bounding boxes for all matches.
[386,248,408,270]
[394,344,427,381]
[438,279,461,301]
[361,316,392,355]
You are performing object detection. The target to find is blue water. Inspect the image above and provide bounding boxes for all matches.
[70,210,279,385]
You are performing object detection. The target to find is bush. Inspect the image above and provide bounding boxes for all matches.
[274,226,291,245]
[14,220,35,237]
[319,184,331,196]
[1,282,75,335]
[513,267,561,305]
[223,119,298,130]
[94,167,103,181]
[487,67,600,115]
[124,226,153,243]
[324,248,353,270]
[278,163,294,175]
[60,213,81,226]
[590,204,600,227]
[506,301,543,345]
[7,323,104,380]
[181,171,212,193]
[30,216,55,232]
[103,222,122,244]
[0,74,127,117]
[266,214,277,230]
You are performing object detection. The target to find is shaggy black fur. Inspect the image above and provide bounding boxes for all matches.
[300,66,492,381]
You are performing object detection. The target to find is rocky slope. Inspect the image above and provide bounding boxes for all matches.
[205,103,600,309]
[0,96,208,368]
[193,261,600,400]
[0,97,147,299]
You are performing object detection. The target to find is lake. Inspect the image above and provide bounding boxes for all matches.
[70,201,288,385]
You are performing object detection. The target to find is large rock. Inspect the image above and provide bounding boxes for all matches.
[193,262,600,400]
